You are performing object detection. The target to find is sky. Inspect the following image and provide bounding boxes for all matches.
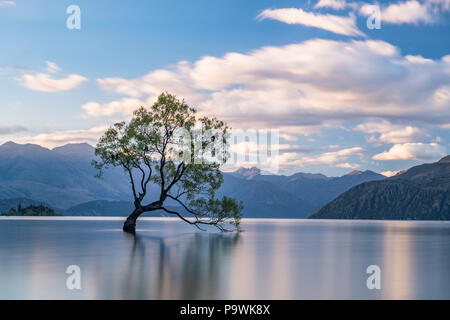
[0,0,449,176]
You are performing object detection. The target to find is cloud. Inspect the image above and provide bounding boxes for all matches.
[427,0,450,11]
[373,142,447,160]
[257,8,365,36]
[17,73,87,92]
[0,1,15,7]
[360,0,450,25]
[16,61,87,92]
[314,0,348,10]
[230,141,310,156]
[45,61,61,74]
[0,64,33,75]
[377,127,429,144]
[355,120,429,144]
[81,98,146,117]
[382,1,433,24]
[86,39,450,135]
[276,146,363,169]
[9,126,108,148]
[0,125,28,135]
[355,120,402,134]
[336,162,360,169]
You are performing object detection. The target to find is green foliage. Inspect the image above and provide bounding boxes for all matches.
[1,204,60,216]
[93,92,243,231]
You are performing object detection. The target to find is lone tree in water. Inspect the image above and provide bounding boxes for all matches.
[93,92,243,234]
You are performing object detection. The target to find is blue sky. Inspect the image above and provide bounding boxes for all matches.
[0,0,449,176]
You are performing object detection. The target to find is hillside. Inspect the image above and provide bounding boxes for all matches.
[310,156,450,220]
[235,167,385,208]
[0,142,132,208]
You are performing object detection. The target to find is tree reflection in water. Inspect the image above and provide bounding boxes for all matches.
[120,232,241,299]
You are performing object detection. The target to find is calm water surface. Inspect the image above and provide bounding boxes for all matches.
[0,217,449,299]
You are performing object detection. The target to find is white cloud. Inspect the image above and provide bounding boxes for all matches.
[314,0,347,10]
[378,126,429,144]
[16,61,87,92]
[45,61,61,74]
[230,141,309,157]
[18,73,87,92]
[0,1,15,7]
[373,142,447,160]
[257,8,365,36]
[355,121,429,144]
[9,126,108,148]
[355,120,402,134]
[360,0,446,25]
[276,147,364,169]
[382,1,433,24]
[82,98,145,117]
[86,39,450,137]
[434,85,450,106]
[336,162,360,169]
[405,55,434,64]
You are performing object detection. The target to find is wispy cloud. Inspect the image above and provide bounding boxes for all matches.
[0,1,15,7]
[45,61,61,74]
[276,146,364,169]
[0,64,33,75]
[257,8,365,37]
[18,73,87,92]
[0,125,28,135]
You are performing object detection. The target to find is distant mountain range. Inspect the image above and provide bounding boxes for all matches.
[0,141,132,208]
[310,156,450,220]
[220,167,385,218]
[0,141,386,218]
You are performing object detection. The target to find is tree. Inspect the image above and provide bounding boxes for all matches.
[93,92,243,234]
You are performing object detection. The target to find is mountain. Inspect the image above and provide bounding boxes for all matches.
[218,174,315,218]
[53,143,94,158]
[0,141,385,218]
[230,167,261,180]
[0,142,132,208]
[252,169,385,208]
[310,156,450,220]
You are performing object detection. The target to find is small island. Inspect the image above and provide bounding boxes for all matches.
[1,204,61,216]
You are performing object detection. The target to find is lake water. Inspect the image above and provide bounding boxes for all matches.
[0,217,449,300]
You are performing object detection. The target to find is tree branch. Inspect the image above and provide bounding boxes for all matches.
[161,206,232,232]
[164,162,186,194]
[166,194,198,216]
[125,166,138,200]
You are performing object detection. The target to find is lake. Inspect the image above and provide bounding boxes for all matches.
[0,217,449,299]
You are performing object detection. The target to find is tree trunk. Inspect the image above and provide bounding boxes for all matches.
[123,208,143,234]
[123,201,162,233]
